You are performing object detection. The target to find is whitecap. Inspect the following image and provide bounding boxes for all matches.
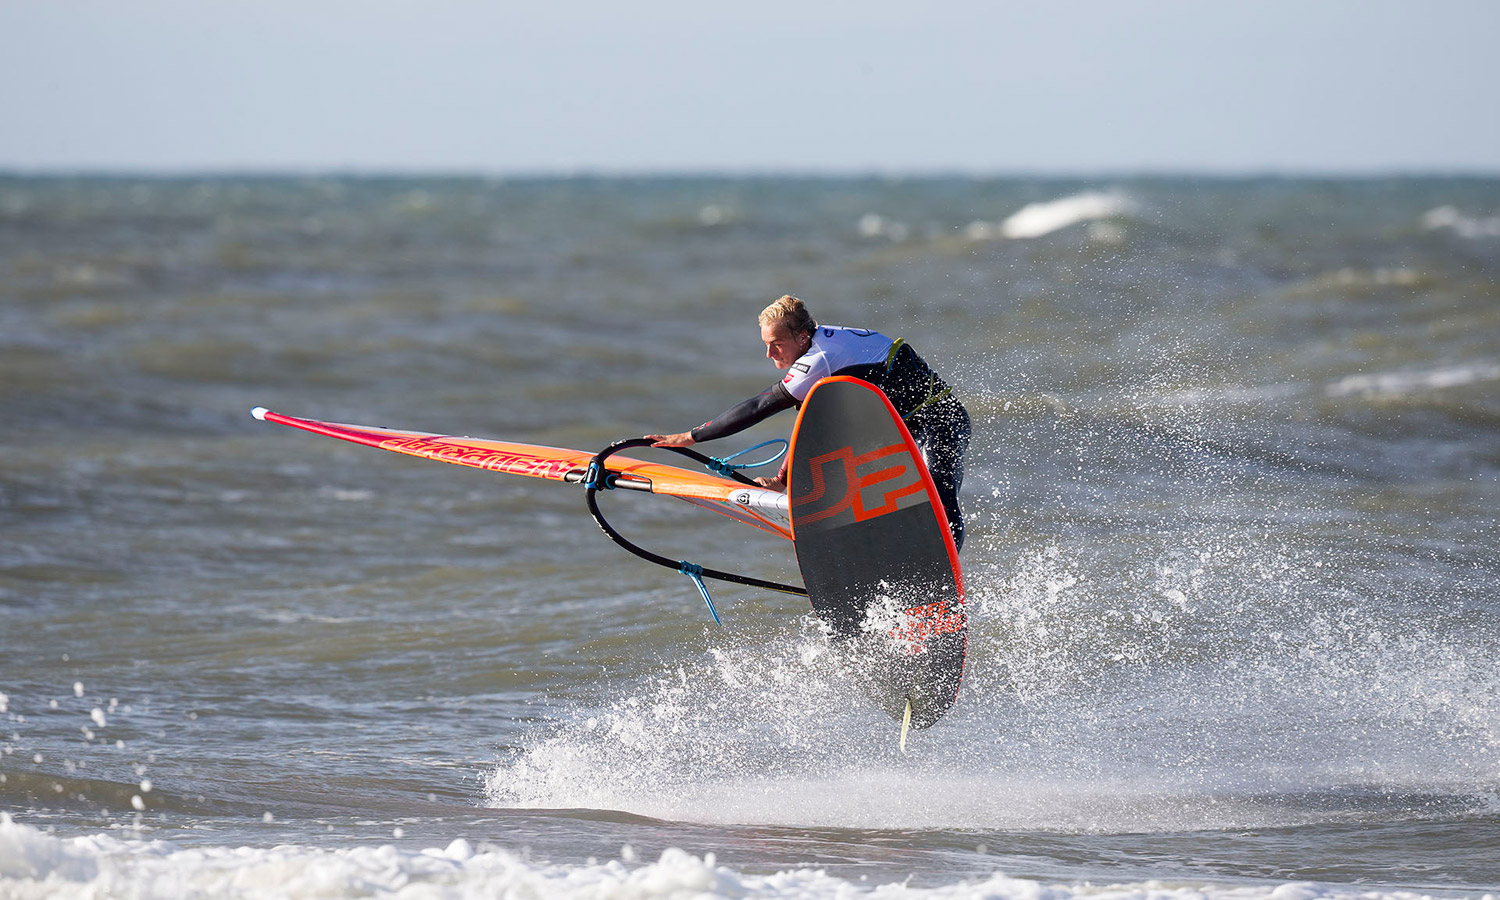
[856,213,909,242]
[0,815,1441,900]
[1326,361,1500,398]
[1000,190,1137,239]
[1421,205,1500,239]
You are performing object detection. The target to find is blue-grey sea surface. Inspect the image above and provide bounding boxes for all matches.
[2,175,1498,897]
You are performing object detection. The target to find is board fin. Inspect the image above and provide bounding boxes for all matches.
[899,697,913,753]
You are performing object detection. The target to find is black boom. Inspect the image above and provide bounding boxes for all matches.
[579,438,807,622]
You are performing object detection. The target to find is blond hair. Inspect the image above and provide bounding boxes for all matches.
[758,295,816,336]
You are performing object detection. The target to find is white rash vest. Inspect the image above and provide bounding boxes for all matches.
[777,326,894,402]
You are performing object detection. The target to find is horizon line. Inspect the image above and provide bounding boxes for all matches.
[3,163,1499,181]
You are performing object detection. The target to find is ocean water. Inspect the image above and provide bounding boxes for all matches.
[2,174,1498,898]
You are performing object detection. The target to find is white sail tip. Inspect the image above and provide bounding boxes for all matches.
[251,407,269,420]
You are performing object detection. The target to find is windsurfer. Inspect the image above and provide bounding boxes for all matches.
[646,295,971,550]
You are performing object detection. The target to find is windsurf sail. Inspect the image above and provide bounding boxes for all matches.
[251,407,792,540]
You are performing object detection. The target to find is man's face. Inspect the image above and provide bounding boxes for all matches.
[761,321,808,370]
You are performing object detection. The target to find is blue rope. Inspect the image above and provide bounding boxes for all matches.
[678,561,721,625]
[704,439,788,478]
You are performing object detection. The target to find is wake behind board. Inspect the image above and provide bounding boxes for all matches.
[788,376,967,731]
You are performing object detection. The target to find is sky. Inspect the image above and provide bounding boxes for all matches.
[2,0,1496,175]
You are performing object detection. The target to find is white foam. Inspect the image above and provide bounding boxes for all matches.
[1420,206,1500,239]
[1326,361,1500,398]
[698,205,733,227]
[856,213,910,242]
[999,190,1137,239]
[1153,382,1303,407]
[0,815,1450,900]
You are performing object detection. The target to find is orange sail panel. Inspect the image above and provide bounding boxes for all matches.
[251,408,792,540]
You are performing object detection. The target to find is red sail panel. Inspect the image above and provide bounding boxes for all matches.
[252,408,792,540]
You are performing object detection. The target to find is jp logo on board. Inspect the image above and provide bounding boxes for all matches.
[791,443,925,527]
